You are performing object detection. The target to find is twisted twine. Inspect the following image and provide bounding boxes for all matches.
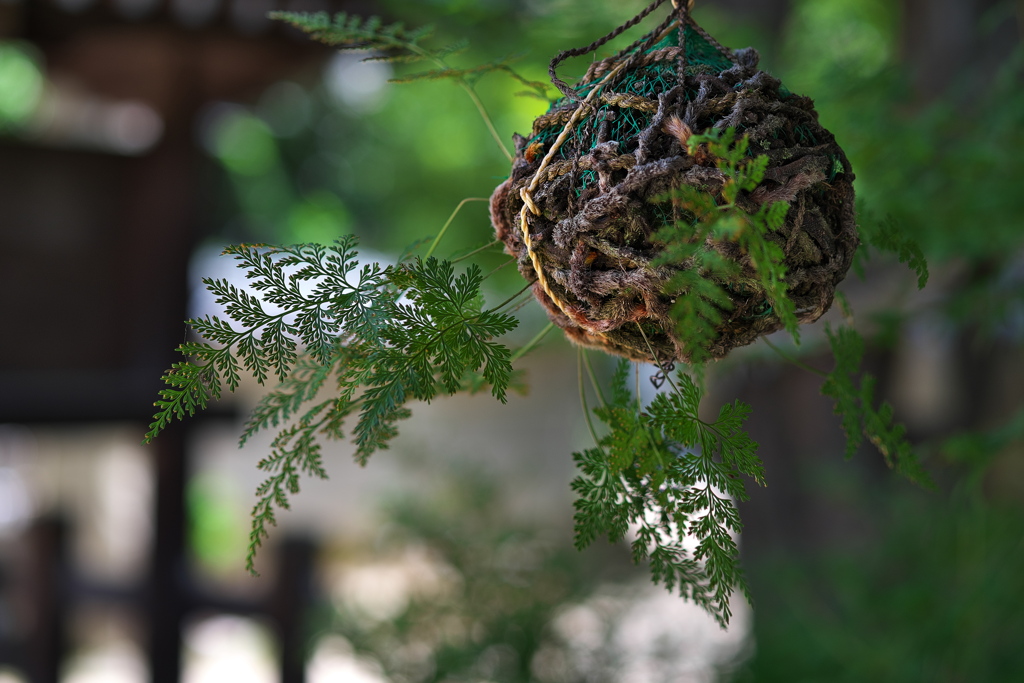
[520,1,698,332]
[531,90,660,133]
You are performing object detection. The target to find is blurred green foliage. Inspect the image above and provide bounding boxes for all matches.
[316,466,640,683]
[202,0,781,278]
[732,1,1024,678]
[187,470,250,573]
[782,0,1024,270]
[0,41,43,129]
[732,479,1024,681]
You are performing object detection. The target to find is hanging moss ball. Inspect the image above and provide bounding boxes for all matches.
[490,18,857,364]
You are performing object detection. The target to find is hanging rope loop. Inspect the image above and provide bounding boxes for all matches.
[548,0,669,103]
[673,0,691,79]
[547,0,713,105]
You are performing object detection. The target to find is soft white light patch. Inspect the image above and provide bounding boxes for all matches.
[331,545,460,623]
[324,54,392,114]
[612,589,750,683]
[308,636,389,683]
[63,641,147,683]
[92,442,153,579]
[104,101,163,154]
[548,583,751,682]
[183,616,276,683]
[27,79,163,155]
[0,667,27,683]
[0,426,33,537]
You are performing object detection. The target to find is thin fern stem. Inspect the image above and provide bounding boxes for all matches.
[425,197,489,259]
[510,321,554,364]
[507,294,537,315]
[499,289,535,314]
[482,255,517,281]
[404,43,513,162]
[634,362,666,460]
[488,281,533,313]
[763,337,827,378]
[582,350,608,408]
[452,239,501,264]
[460,84,514,162]
[578,348,605,451]
[635,362,641,409]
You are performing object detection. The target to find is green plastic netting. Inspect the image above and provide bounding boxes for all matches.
[529,24,735,161]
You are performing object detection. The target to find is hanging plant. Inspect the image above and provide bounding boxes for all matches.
[491,0,857,364]
[145,0,929,628]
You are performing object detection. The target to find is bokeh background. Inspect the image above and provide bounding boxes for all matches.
[1,0,1024,681]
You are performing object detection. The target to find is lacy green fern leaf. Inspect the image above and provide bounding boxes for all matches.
[247,420,329,573]
[691,128,798,337]
[146,361,222,440]
[821,325,865,459]
[351,257,517,461]
[240,352,338,446]
[822,325,931,485]
[652,129,797,368]
[860,215,930,289]
[268,11,435,58]
[146,236,518,571]
[572,360,763,627]
[653,220,739,366]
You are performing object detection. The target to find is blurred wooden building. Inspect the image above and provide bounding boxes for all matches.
[0,1,373,682]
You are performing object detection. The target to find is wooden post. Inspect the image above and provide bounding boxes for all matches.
[23,516,70,683]
[145,424,188,683]
[270,536,317,683]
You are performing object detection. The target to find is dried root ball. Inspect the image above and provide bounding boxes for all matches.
[490,24,857,364]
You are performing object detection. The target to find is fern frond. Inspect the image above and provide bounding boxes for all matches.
[860,215,930,289]
[145,234,519,572]
[692,128,798,337]
[435,38,470,60]
[572,360,763,627]
[351,257,517,462]
[268,11,435,55]
[652,129,799,367]
[144,360,222,442]
[240,352,336,446]
[822,325,932,486]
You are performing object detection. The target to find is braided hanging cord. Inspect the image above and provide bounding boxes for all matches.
[548,0,670,103]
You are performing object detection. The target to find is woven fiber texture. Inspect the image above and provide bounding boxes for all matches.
[490,5,858,364]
